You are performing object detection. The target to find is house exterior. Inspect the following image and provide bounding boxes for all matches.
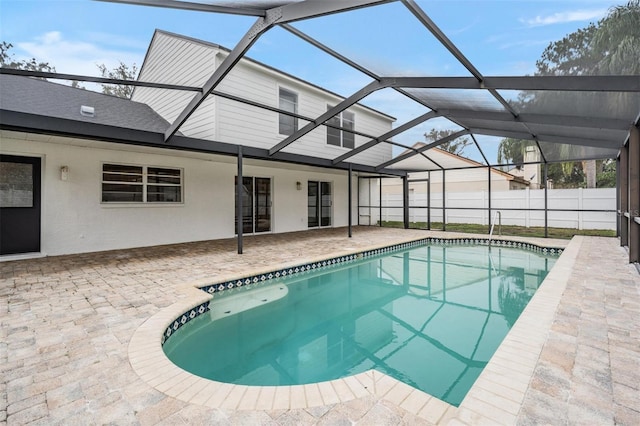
[0,30,395,258]
[355,146,529,226]
[383,145,529,196]
[131,30,393,166]
[508,146,545,189]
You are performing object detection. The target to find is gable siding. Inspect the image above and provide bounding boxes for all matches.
[181,96,217,140]
[132,32,217,126]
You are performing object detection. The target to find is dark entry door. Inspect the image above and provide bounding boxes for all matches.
[0,155,41,255]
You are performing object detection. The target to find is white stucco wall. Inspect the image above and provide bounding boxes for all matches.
[1,131,356,256]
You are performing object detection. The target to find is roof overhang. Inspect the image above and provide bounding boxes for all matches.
[0,109,406,176]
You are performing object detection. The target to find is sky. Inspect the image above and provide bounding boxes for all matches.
[0,0,621,164]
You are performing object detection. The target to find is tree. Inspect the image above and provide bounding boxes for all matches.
[496,1,640,187]
[596,159,617,188]
[70,80,85,90]
[2,41,135,97]
[592,0,640,75]
[0,41,55,73]
[97,61,138,99]
[497,138,534,165]
[424,128,470,156]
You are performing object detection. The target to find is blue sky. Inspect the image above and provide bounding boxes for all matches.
[0,0,620,163]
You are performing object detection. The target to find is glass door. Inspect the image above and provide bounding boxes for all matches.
[321,182,332,226]
[308,181,319,227]
[308,181,332,228]
[235,176,271,234]
[235,176,253,234]
[255,177,271,233]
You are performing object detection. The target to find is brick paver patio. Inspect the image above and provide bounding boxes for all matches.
[1,227,638,425]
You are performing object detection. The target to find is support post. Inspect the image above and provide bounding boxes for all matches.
[236,145,243,254]
[442,170,446,231]
[544,163,548,238]
[348,164,353,238]
[629,125,639,262]
[616,155,621,237]
[620,141,629,247]
[403,175,409,229]
[427,171,431,230]
[357,173,361,226]
[379,177,382,227]
[487,166,492,234]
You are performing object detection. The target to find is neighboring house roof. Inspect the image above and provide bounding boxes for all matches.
[393,142,529,184]
[134,29,396,122]
[0,74,172,133]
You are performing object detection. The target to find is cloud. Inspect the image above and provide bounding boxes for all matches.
[15,31,143,77]
[498,39,549,50]
[445,19,479,36]
[522,8,607,27]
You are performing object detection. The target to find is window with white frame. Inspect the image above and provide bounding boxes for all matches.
[102,164,182,203]
[326,106,355,149]
[279,88,298,136]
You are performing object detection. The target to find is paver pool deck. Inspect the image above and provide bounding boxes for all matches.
[1,227,638,425]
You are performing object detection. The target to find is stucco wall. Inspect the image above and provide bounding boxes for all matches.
[1,132,355,256]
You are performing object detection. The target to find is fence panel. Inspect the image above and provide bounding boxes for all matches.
[372,187,615,230]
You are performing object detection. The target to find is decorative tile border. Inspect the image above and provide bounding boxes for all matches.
[198,253,360,295]
[161,301,209,345]
[429,237,564,256]
[161,237,563,346]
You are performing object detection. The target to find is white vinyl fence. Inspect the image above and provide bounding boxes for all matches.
[359,188,616,230]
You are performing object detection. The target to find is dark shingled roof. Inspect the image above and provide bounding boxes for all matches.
[0,74,172,133]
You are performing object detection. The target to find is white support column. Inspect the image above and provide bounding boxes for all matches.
[525,187,530,228]
[579,187,585,230]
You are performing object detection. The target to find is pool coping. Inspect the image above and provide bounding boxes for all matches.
[128,234,574,424]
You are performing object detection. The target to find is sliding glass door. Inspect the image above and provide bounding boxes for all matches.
[254,177,271,233]
[235,176,271,234]
[308,181,332,228]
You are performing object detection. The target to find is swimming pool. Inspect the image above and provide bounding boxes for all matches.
[162,240,557,406]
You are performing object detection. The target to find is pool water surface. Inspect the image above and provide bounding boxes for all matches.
[163,243,556,406]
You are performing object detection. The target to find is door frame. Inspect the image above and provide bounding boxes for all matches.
[235,175,272,235]
[308,180,333,228]
[0,154,43,256]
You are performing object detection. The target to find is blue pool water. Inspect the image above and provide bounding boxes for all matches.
[163,244,556,406]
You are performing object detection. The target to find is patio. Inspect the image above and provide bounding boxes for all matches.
[1,227,638,425]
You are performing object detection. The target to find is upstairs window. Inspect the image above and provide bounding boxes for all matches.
[326,106,355,149]
[279,88,298,136]
[102,164,182,203]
